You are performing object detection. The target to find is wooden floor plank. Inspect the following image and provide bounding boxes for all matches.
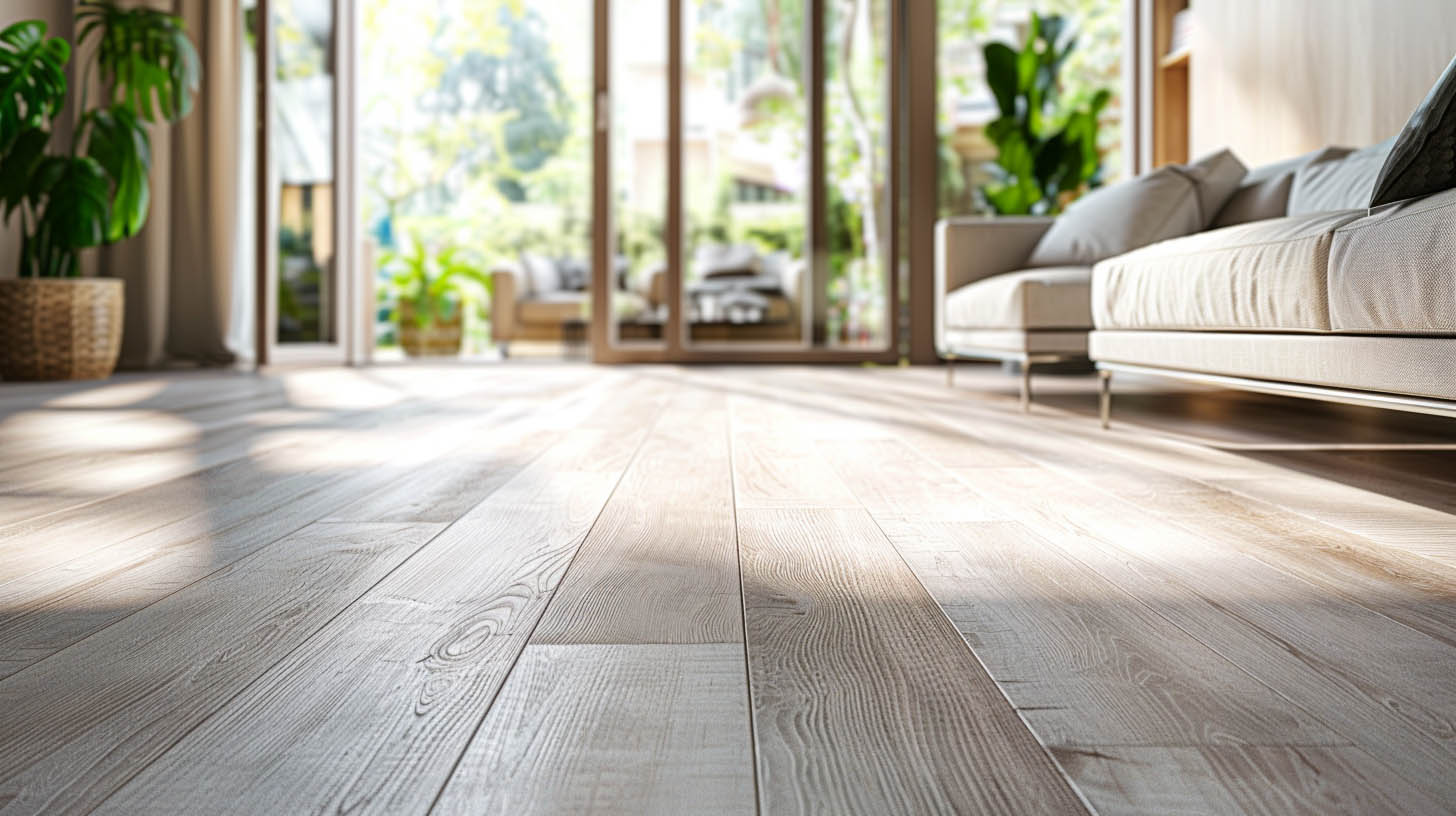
[0,521,445,816]
[884,519,1343,747]
[533,388,742,645]
[433,644,754,815]
[738,507,1088,815]
[95,420,657,814]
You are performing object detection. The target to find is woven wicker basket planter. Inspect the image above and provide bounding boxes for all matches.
[0,278,124,381]
[398,302,463,357]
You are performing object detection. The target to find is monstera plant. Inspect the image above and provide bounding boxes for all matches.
[0,2,199,381]
[980,13,1110,216]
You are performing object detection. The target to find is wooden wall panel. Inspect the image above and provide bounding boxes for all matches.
[1190,0,1456,166]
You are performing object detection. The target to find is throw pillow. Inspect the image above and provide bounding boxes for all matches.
[1287,139,1394,215]
[556,257,590,291]
[519,253,561,297]
[1027,150,1246,267]
[1212,146,1353,228]
[1370,54,1456,207]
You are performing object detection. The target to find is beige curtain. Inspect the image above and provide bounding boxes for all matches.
[103,0,243,369]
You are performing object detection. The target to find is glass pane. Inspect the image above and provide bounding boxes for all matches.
[361,1,593,359]
[273,0,335,344]
[682,0,808,347]
[825,0,891,349]
[611,0,669,347]
[938,0,1126,218]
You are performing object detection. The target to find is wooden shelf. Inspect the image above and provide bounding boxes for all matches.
[1149,0,1192,167]
[1160,47,1191,69]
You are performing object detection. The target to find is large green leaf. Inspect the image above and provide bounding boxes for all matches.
[85,105,152,240]
[0,125,48,218]
[983,43,1019,119]
[78,0,200,123]
[31,156,111,253]
[0,21,70,146]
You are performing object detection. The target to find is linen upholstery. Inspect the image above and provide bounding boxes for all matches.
[1212,147,1353,228]
[944,267,1092,330]
[945,329,1088,355]
[1371,54,1456,207]
[1329,187,1456,334]
[1027,150,1245,267]
[935,216,1054,293]
[1091,210,1365,332]
[1287,139,1394,215]
[1088,330,1456,401]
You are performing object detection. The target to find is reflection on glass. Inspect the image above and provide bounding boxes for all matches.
[825,0,889,348]
[610,0,669,346]
[273,0,335,344]
[360,2,592,357]
[682,0,807,346]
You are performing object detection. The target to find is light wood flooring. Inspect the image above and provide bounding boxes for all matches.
[1,362,1454,815]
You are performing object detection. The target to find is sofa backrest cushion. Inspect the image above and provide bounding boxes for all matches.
[1328,187,1456,334]
[1287,139,1393,216]
[1370,54,1456,207]
[1028,150,1246,267]
[1212,146,1353,228]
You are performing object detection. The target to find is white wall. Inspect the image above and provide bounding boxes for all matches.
[1,3,75,278]
[1190,0,1456,167]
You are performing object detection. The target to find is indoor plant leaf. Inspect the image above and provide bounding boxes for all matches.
[31,156,111,253]
[77,0,200,123]
[0,125,48,218]
[0,21,70,146]
[84,105,152,240]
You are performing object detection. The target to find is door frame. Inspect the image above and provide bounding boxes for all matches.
[590,0,906,364]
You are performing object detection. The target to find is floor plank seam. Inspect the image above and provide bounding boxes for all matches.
[422,375,671,815]
[725,393,764,816]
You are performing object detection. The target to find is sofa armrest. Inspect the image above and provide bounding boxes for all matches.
[491,267,519,343]
[935,216,1055,294]
[934,216,1055,358]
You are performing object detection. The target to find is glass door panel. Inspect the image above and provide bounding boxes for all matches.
[609,0,670,348]
[824,0,891,349]
[271,0,337,346]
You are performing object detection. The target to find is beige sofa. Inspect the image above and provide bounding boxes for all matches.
[937,141,1456,422]
[1090,143,1456,425]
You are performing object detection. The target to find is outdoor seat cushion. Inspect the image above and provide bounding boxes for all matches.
[944,266,1092,330]
[517,291,587,324]
[1329,187,1456,334]
[1092,210,1365,332]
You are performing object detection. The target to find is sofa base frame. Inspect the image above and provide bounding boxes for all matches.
[945,349,1088,412]
[1095,362,1456,430]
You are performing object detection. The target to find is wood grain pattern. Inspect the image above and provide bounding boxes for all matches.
[96,423,654,814]
[533,389,742,644]
[433,644,754,814]
[1054,745,1448,816]
[738,507,1088,815]
[885,519,1341,747]
[0,521,445,815]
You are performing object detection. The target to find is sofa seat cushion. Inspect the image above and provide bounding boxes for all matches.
[945,267,1092,330]
[517,291,587,324]
[1092,210,1366,332]
[1329,188,1456,334]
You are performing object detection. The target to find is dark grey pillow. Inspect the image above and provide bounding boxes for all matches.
[1370,54,1456,207]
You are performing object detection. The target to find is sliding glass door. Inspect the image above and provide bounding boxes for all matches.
[595,0,900,362]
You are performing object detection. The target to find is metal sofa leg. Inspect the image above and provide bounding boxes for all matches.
[1019,361,1032,412]
[945,353,956,388]
[1099,369,1112,429]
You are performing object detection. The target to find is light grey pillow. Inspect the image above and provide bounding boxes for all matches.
[1287,138,1395,216]
[519,253,561,296]
[1212,146,1353,228]
[1028,150,1246,267]
[1371,54,1456,207]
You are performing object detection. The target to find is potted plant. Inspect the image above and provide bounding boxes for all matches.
[0,2,199,380]
[379,237,492,357]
